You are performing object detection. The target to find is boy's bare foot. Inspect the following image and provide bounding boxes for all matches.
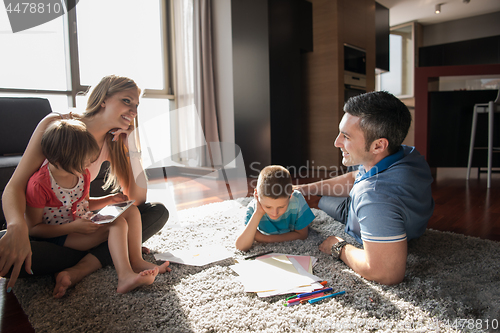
[116,267,159,294]
[131,259,171,274]
[53,271,72,298]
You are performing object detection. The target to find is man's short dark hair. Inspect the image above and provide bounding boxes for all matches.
[344,91,411,155]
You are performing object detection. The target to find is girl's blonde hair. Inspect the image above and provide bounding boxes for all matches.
[81,75,141,192]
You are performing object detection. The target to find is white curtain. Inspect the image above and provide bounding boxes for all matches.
[193,0,222,168]
[172,0,222,169]
[171,0,204,166]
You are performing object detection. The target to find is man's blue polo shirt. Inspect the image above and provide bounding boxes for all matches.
[346,145,434,244]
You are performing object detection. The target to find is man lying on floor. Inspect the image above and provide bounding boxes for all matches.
[298,91,435,285]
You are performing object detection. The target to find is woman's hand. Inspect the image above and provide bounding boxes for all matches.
[71,219,102,234]
[0,223,32,290]
[109,124,140,152]
[1,113,62,290]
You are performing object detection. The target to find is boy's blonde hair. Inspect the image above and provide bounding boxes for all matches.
[256,165,293,199]
[41,119,100,175]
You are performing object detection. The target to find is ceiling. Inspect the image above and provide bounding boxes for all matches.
[376,0,500,26]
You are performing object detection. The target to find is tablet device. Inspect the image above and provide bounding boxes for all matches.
[91,200,135,224]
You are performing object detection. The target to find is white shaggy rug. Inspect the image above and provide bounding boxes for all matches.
[12,198,500,332]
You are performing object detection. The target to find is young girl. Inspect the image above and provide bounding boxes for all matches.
[2,75,170,297]
[24,119,170,294]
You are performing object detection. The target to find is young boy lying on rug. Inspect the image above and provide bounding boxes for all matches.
[24,119,170,294]
[235,165,315,251]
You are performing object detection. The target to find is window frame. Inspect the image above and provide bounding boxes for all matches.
[376,21,416,99]
[0,0,174,106]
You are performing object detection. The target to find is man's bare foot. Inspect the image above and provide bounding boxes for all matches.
[53,271,72,298]
[116,267,159,294]
[131,259,171,274]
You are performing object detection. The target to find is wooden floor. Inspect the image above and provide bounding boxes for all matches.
[1,167,499,332]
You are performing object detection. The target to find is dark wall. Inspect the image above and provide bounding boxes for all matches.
[428,90,499,167]
[419,35,500,67]
[268,0,312,169]
[232,0,312,177]
[375,2,389,72]
[232,0,272,177]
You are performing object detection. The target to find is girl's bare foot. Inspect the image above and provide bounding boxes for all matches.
[131,259,171,274]
[116,267,159,294]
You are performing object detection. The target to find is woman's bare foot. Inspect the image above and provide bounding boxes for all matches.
[52,254,102,298]
[158,261,171,273]
[116,267,159,294]
[131,259,171,274]
[53,271,73,298]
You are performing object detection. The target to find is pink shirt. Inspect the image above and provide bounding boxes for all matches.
[26,163,92,224]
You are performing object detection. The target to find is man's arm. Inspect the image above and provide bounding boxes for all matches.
[297,171,356,197]
[320,236,407,285]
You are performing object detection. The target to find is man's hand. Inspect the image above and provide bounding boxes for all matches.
[319,236,344,255]
[319,235,407,285]
[292,184,304,194]
[0,223,32,291]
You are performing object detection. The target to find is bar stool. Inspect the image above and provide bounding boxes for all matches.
[466,89,500,188]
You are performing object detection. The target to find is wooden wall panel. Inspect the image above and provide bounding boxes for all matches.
[303,0,341,169]
[304,0,376,170]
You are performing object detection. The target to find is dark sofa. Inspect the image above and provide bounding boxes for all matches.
[0,97,112,228]
[0,97,52,226]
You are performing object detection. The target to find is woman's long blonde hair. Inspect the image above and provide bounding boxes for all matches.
[82,75,141,193]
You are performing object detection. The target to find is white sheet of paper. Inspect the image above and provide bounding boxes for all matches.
[257,253,318,273]
[230,255,321,293]
[255,257,323,297]
[154,245,234,266]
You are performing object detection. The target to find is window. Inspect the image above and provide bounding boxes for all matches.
[76,0,165,91]
[377,22,415,98]
[0,1,173,108]
[0,12,68,91]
